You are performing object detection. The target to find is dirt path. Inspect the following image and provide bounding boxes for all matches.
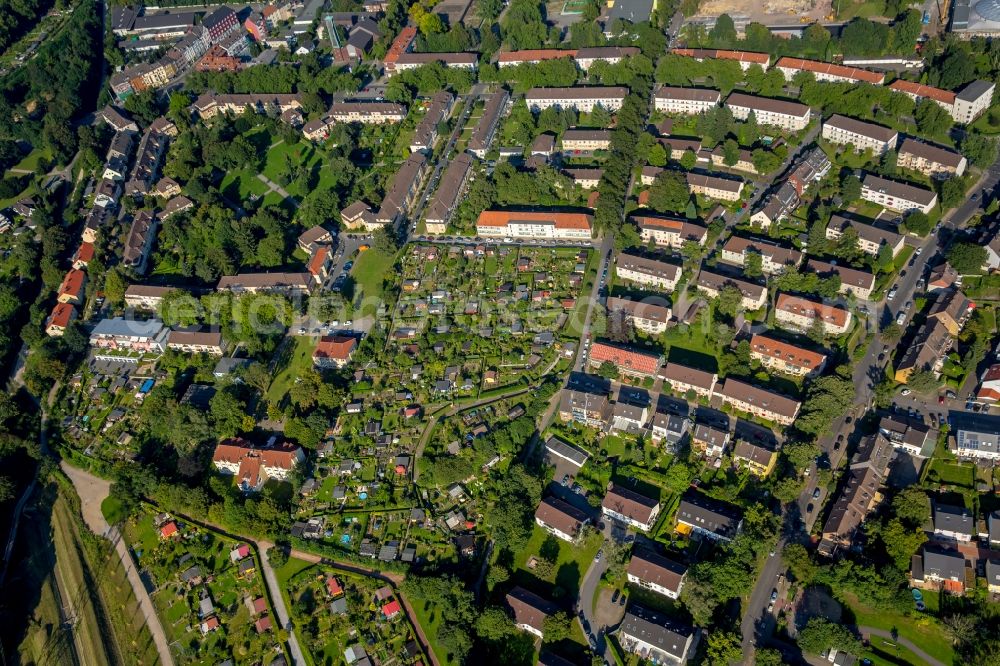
[60,463,175,666]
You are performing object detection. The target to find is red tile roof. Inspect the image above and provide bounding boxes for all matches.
[589,341,661,376]
[75,242,95,264]
[313,335,357,361]
[327,577,343,596]
[48,302,76,329]
[888,80,955,105]
[59,269,86,298]
[775,57,883,84]
[308,246,330,276]
[476,210,593,231]
[160,521,178,537]
[382,600,402,618]
[497,49,576,63]
[749,334,826,370]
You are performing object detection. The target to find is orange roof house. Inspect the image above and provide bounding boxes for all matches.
[313,335,357,369]
[73,242,95,269]
[588,341,662,378]
[382,599,402,619]
[475,210,593,238]
[888,80,956,105]
[160,521,179,538]
[46,302,77,337]
[326,577,343,597]
[58,269,87,305]
[212,438,304,492]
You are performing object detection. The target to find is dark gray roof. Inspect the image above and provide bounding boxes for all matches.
[618,605,694,661]
[933,503,975,536]
[676,492,741,539]
[606,0,654,23]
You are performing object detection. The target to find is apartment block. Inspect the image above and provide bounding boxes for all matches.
[775,57,884,84]
[717,378,801,425]
[720,236,803,275]
[524,86,628,112]
[560,129,611,152]
[861,174,937,214]
[806,258,876,300]
[476,210,593,239]
[606,296,672,334]
[775,293,852,336]
[653,86,720,115]
[686,172,744,201]
[749,334,827,378]
[425,153,473,234]
[825,214,905,257]
[615,252,681,291]
[694,269,767,311]
[821,114,898,154]
[896,137,967,178]
[634,216,708,249]
[725,93,811,131]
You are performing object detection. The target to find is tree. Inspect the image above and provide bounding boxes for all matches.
[597,361,618,379]
[907,369,941,394]
[960,132,997,169]
[648,142,668,167]
[875,243,895,273]
[797,373,854,435]
[708,13,737,46]
[946,241,987,274]
[475,606,514,640]
[877,517,927,569]
[942,614,977,646]
[722,138,740,166]
[940,178,969,210]
[706,630,742,665]
[373,225,401,255]
[841,173,862,201]
[542,611,573,642]
[104,267,127,306]
[782,543,817,584]
[879,322,903,344]
[915,98,952,136]
[755,649,785,666]
[797,617,863,655]
[891,487,931,528]
[648,171,690,213]
[679,148,697,170]
[716,284,744,318]
[901,210,931,236]
[744,251,763,277]
[783,440,820,472]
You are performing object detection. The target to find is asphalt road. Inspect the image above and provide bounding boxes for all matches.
[739,153,1000,659]
[576,520,617,664]
[575,235,615,372]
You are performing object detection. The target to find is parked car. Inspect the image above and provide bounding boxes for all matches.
[813,487,821,500]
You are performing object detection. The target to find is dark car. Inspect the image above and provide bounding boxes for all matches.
[806,503,814,513]
[813,487,821,500]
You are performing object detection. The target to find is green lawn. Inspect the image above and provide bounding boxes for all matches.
[408,589,452,666]
[274,556,315,607]
[926,459,976,489]
[971,105,1000,135]
[516,525,602,598]
[843,594,955,666]
[351,248,396,305]
[266,335,316,405]
[220,169,269,201]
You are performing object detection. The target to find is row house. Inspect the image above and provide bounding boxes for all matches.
[475,210,593,240]
[635,216,708,249]
[122,210,158,274]
[606,296,672,334]
[775,57,884,84]
[212,438,304,492]
[89,317,170,355]
[125,284,175,310]
[190,93,303,120]
[949,411,1000,462]
[749,333,827,378]
[328,101,408,126]
[749,181,798,230]
[720,236,803,275]
[168,26,211,66]
[497,48,576,67]
[926,289,973,336]
[692,423,730,457]
[896,137,967,179]
[650,411,690,449]
[825,214,905,257]
[775,293,853,336]
[787,146,831,194]
[676,492,743,541]
[505,587,556,639]
[587,341,661,379]
[410,92,455,153]
[563,167,604,189]
[389,52,478,74]
[560,128,611,152]
[893,319,953,383]
[425,153,474,234]
[340,201,378,231]
[558,388,611,427]
[933,503,975,542]
[626,549,687,600]
[686,172,744,201]
[216,272,312,295]
[821,114,898,154]
[45,303,77,337]
[861,173,937,214]
[573,46,640,70]
[717,378,801,426]
[818,432,892,556]
[694,269,767,311]
[524,86,628,112]
[618,607,697,665]
[878,414,934,458]
[911,548,970,595]
[602,484,660,531]
[167,329,224,355]
[653,86,720,115]
[733,440,778,477]
[468,90,510,158]
[57,269,87,305]
[660,362,717,400]
[375,153,427,226]
[806,258,876,300]
[670,47,771,70]
[534,496,590,542]
[725,92,811,131]
[615,252,681,291]
[125,128,169,197]
[709,145,758,174]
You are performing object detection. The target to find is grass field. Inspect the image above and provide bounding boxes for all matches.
[408,591,452,666]
[266,335,316,405]
[351,247,396,305]
[843,593,955,666]
[515,525,602,598]
[926,458,976,488]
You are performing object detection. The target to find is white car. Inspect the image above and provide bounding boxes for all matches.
[901,388,912,396]
[896,312,907,325]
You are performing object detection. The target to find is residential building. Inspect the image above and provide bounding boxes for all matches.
[588,342,661,378]
[933,503,976,542]
[775,293,852,336]
[879,414,934,458]
[524,87,628,112]
[718,378,801,425]
[57,269,86,305]
[911,548,969,594]
[618,606,696,665]
[720,236,803,275]
[952,80,995,123]
[390,52,478,73]
[125,285,175,310]
[534,496,590,542]
[190,92,303,120]
[615,252,681,291]
[825,214,905,257]
[787,146,831,194]
[425,153,474,234]
[710,145,758,174]
[496,49,575,66]
[563,167,604,189]
[212,438,304,492]
[821,115,898,154]
[558,389,611,427]
[606,296,672,334]
[694,269,767,311]
[560,129,612,152]
[928,262,960,292]
[167,329,224,355]
[985,560,1000,594]
[468,90,509,157]
[475,210,593,240]
[650,411,690,449]
[896,138,967,178]
[749,334,826,378]
[927,290,973,336]
[676,492,743,541]
[313,335,357,369]
[775,57,884,84]
[671,48,771,70]
[409,91,454,153]
[602,484,661,531]
[375,153,427,226]
[610,401,649,433]
[203,7,240,43]
[125,128,169,197]
[894,319,953,383]
[161,195,194,219]
[659,137,703,160]
[977,364,1000,404]
[661,362,716,399]
[505,587,556,639]
[297,225,333,254]
[818,433,892,556]
[544,435,590,468]
[216,272,312,295]
[46,303,77,337]
[888,79,956,113]
[691,423,730,457]
[806,258,876,300]
[653,86,720,114]
[861,174,937,214]
[340,201,378,230]
[725,92,811,131]
[949,411,1000,462]
[122,211,158,274]
[685,172,743,201]
[627,549,687,600]
[89,318,169,355]
[634,216,708,248]
[574,46,640,70]
[732,440,778,477]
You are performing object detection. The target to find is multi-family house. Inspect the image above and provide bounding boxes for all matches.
[933,503,976,542]
[718,378,801,425]
[653,86,720,114]
[534,496,590,542]
[212,438,304,492]
[818,433,892,556]
[686,172,744,201]
[602,484,661,531]
[896,137,967,178]
[694,269,768,311]
[894,319,953,383]
[560,128,612,153]
[749,334,826,378]
[676,492,743,541]
[634,216,708,248]
[615,253,681,291]
[476,210,593,239]
[720,236,803,275]
[725,92,811,131]
[627,549,687,599]
[775,57,884,84]
[618,607,697,665]
[774,293,852,336]
[732,440,778,477]
[879,414,935,457]
[825,214,905,257]
[821,114,898,154]
[910,548,969,595]
[588,342,661,378]
[425,153,473,234]
[861,174,937,214]
[949,411,1000,462]
[691,423,729,457]
[606,296,672,334]
[557,389,610,427]
[806,258,876,300]
[89,318,170,354]
[661,362,716,399]
[524,86,628,112]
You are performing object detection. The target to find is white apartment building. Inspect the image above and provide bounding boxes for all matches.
[806,258,876,300]
[524,86,628,112]
[560,128,611,152]
[695,270,768,311]
[952,80,995,124]
[861,174,938,214]
[720,236,804,275]
[476,210,593,239]
[775,293,852,336]
[616,252,681,291]
[896,137,967,178]
[634,216,708,249]
[654,86,721,114]
[627,550,687,600]
[825,214,905,257]
[686,172,744,201]
[606,296,672,334]
[725,92,811,131]
[749,334,827,378]
[822,114,898,154]
[775,57,884,85]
